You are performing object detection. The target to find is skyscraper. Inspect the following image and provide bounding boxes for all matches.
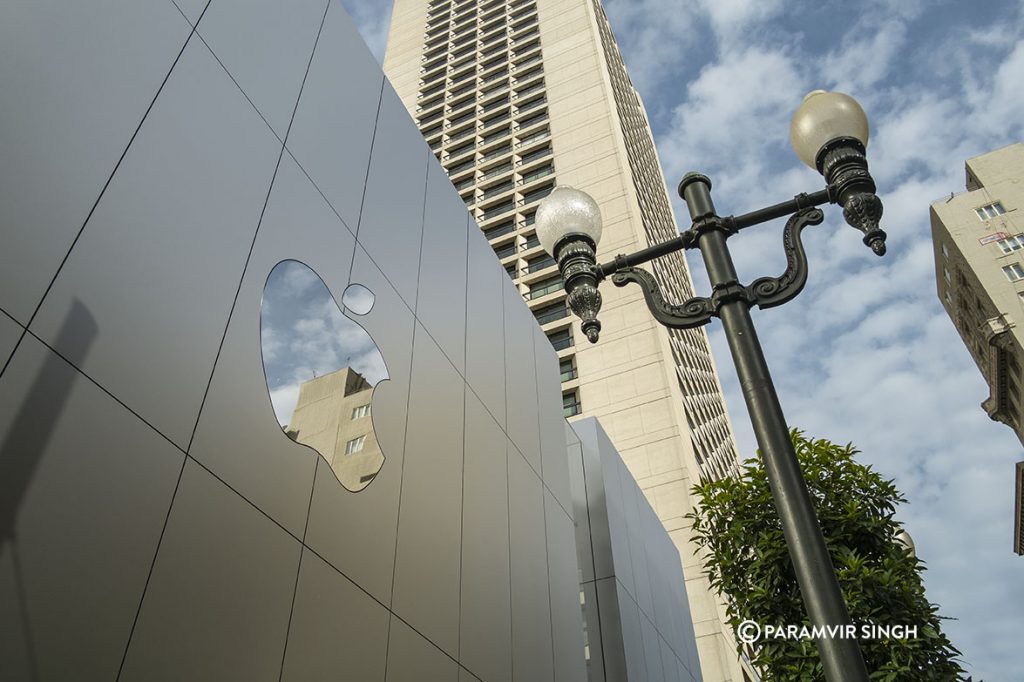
[384,1,748,677]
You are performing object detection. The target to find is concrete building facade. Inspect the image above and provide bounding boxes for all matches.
[0,0,597,679]
[383,0,749,678]
[285,367,383,491]
[569,417,703,682]
[931,142,1024,556]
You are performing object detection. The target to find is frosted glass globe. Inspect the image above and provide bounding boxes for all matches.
[790,90,870,169]
[535,186,603,256]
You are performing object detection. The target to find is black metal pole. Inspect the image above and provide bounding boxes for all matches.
[680,175,870,681]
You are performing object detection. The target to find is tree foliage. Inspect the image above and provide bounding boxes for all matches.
[688,430,964,680]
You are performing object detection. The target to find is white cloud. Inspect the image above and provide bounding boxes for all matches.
[270,382,300,427]
[338,0,392,64]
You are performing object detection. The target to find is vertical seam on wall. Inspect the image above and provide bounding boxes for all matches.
[502,285,515,682]
[277,454,321,681]
[456,366,467,663]
[185,0,329,453]
[347,77,388,280]
[8,0,210,383]
[577,434,609,678]
[383,316,418,679]
[541,482,557,680]
[265,4,333,678]
[411,152,431,315]
[114,454,189,681]
[458,213,471,666]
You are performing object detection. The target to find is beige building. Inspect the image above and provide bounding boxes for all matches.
[932,143,1024,440]
[931,142,1024,556]
[286,367,383,491]
[383,0,752,678]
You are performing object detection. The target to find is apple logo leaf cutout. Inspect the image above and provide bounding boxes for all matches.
[261,260,388,492]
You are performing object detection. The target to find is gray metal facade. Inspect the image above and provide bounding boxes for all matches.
[569,418,703,682]
[0,1,585,680]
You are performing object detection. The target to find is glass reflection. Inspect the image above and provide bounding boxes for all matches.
[262,260,387,491]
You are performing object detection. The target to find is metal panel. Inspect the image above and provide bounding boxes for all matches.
[464,223,506,429]
[460,390,512,682]
[280,549,389,682]
[574,419,614,581]
[385,615,458,682]
[172,0,208,25]
[580,581,606,682]
[304,246,415,606]
[120,459,300,681]
[503,280,541,472]
[0,310,23,372]
[507,445,554,682]
[640,611,666,682]
[594,577,627,681]
[544,490,587,682]
[29,38,281,449]
[0,0,191,324]
[198,0,327,139]
[286,0,383,230]
[356,83,430,307]
[601,429,635,599]
[659,636,681,682]
[416,159,470,375]
[392,325,464,658]
[616,581,648,682]
[620,457,655,620]
[0,332,182,681]
[567,435,595,584]
[534,326,572,513]
[189,155,354,537]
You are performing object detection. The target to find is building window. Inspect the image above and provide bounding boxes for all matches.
[525,253,556,273]
[563,391,581,417]
[534,302,568,325]
[1003,263,1024,282]
[494,241,517,260]
[528,275,563,299]
[351,404,371,420]
[345,436,366,455]
[547,328,573,351]
[941,242,949,258]
[559,358,577,382]
[944,267,952,284]
[976,202,1007,220]
[997,234,1024,254]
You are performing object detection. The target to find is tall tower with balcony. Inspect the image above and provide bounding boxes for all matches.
[384,1,751,677]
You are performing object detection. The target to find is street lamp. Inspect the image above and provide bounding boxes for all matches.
[536,90,883,681]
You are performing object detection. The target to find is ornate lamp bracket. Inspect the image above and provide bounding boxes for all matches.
[746,207,824,309]
[610,267,716,329]
[608,207,824,327]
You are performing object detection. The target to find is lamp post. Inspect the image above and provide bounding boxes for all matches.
[535,91,884,681]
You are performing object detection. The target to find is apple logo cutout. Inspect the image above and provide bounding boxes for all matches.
[261,259,388,492]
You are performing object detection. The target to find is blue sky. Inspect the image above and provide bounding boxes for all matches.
[330,0,1024,677]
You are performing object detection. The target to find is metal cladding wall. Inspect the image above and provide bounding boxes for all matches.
[568,418,703,682]
[0,1,585,681]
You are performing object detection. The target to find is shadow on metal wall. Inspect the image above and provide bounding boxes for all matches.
[0,299,97,681]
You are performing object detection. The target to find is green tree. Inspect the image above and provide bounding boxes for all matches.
[688,430,964,680]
